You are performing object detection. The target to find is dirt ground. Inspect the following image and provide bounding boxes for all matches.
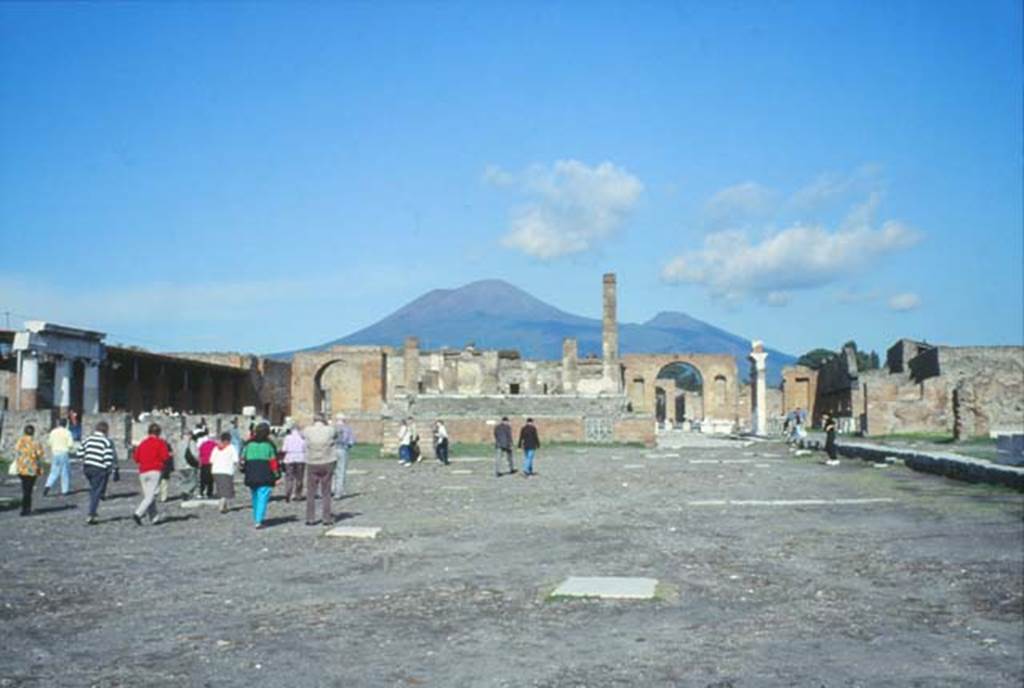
[1,438,1022,687]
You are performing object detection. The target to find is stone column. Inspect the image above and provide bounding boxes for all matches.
[19,352,39,410]
[176,369,193,412]
[748,341,768,436]
[127,358,143,414]
[561,337,578,394]
[83,362,100,414]
[602,273,620,392]
[53,357,72,413]
[404,337,420,395]
[199,371,215,413]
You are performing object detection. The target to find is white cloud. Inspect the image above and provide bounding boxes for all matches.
[661,219,921,301]
[789,164,882,213]
[704,181,776,226]
[486,159,643,259]
[888,292,922,312]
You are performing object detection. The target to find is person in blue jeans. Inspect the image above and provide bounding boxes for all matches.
[517,418,541,477]
[44,418,75,496]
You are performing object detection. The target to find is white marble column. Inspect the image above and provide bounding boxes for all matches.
[748,341,768,436]
[83,362,100,414]
[54,357,72,412]
[19,352,39,410]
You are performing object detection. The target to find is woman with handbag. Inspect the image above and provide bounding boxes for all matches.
[239,422,280,529]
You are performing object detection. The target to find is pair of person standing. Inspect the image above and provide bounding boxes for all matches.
[493,417,541,478]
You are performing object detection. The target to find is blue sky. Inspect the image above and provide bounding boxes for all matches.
[1,1,1021,357]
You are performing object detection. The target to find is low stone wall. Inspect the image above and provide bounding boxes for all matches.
[1,410,56,457]
[406,394,630,418]
[836,440,1024,491]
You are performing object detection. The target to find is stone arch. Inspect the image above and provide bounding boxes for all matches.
[314,359,364,417]
[621,353,738,429]
[656,361,704,428]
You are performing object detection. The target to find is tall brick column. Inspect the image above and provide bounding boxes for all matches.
[561,338,578,394]
[602,273,620,393]
[404,337,420,395]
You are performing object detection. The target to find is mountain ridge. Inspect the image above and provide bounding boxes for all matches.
[271,279,796,384]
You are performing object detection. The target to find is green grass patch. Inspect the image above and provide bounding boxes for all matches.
[348,444,383,460]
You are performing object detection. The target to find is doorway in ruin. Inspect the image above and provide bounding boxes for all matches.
[314,359,364,418]
[655,362,704,429]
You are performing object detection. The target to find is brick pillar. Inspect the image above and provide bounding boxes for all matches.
[53,357,72,413]
[602,273,620,392]
[83,362,100,414]
[404,337,420,395]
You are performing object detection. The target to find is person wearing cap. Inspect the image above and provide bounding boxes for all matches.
[517,418,541,477]
[493,416,515,477]
[332,413,355,499]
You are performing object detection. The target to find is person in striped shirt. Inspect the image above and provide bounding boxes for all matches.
[81,421,118,525]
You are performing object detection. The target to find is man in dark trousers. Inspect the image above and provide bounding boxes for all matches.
[517,418,541,477]
[493,417,515,477]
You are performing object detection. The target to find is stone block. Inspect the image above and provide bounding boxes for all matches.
[551,576,659,600]
[325,526,381,539]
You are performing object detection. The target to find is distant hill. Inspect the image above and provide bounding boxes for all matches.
[273,279,796,385]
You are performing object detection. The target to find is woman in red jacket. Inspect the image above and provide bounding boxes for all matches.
[133,423,170,526]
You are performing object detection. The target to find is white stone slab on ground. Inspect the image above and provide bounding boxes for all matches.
[623,464,646,469]
[325,526,381,539]
[450,469,473,475]
[450,457,488,463]
[347,469,368,475]
[442,485,470,491]
[180,499,222,509]
[551,576,659,600]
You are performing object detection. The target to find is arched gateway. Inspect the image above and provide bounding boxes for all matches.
[621,353,738,430]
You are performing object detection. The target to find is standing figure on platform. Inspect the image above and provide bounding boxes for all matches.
[398,419,413,466]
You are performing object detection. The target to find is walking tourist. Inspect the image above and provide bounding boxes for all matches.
[332,413,355,498]
[281,424,306,502]
[433,420,449,465]
[158,433,174,502]
[13,425,45,516]
[240,422,279,529]
[517,417,541,477]
[823,413,839,466]
[44,418,74,496]
[228,418,243,454]
[67,409,82,443]
[132,423,169,526]
[398,418,413,466]
[176,429,200,500]
[197,432,217,499]
[493,416,516,477]
[81,421,118,525]
[210,431,240,514]
[302,415,337,526]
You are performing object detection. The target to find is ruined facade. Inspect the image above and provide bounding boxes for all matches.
[781,339,1024,437]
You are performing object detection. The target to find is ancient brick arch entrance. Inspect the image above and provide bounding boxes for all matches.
[290,347,389,423]
[621,353,738,427]
[655,361,703,428]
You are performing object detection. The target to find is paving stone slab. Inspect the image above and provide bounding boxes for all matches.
[325,526,381,539]
[551,576,659,600]
[441,486,470,491]
[450,469,473,475]
[623,464,646,469]
[180,499,222,509]
[449,457,488,463]
[346,469,368,475]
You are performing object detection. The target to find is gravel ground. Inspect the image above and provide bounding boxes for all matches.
[1,439,1022,687]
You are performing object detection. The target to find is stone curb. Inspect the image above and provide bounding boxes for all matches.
[836,441,1024,491]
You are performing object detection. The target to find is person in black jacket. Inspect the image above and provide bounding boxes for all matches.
[493,417,515,477]
[517,418,541,477]
[823,413,839,466]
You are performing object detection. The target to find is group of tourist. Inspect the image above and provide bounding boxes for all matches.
[9,409,548,525]
[780,407,840,466]
[394,416,542,478]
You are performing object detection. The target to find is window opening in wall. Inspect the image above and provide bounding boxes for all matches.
[542,383,548,395]
[509,383,520,395]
